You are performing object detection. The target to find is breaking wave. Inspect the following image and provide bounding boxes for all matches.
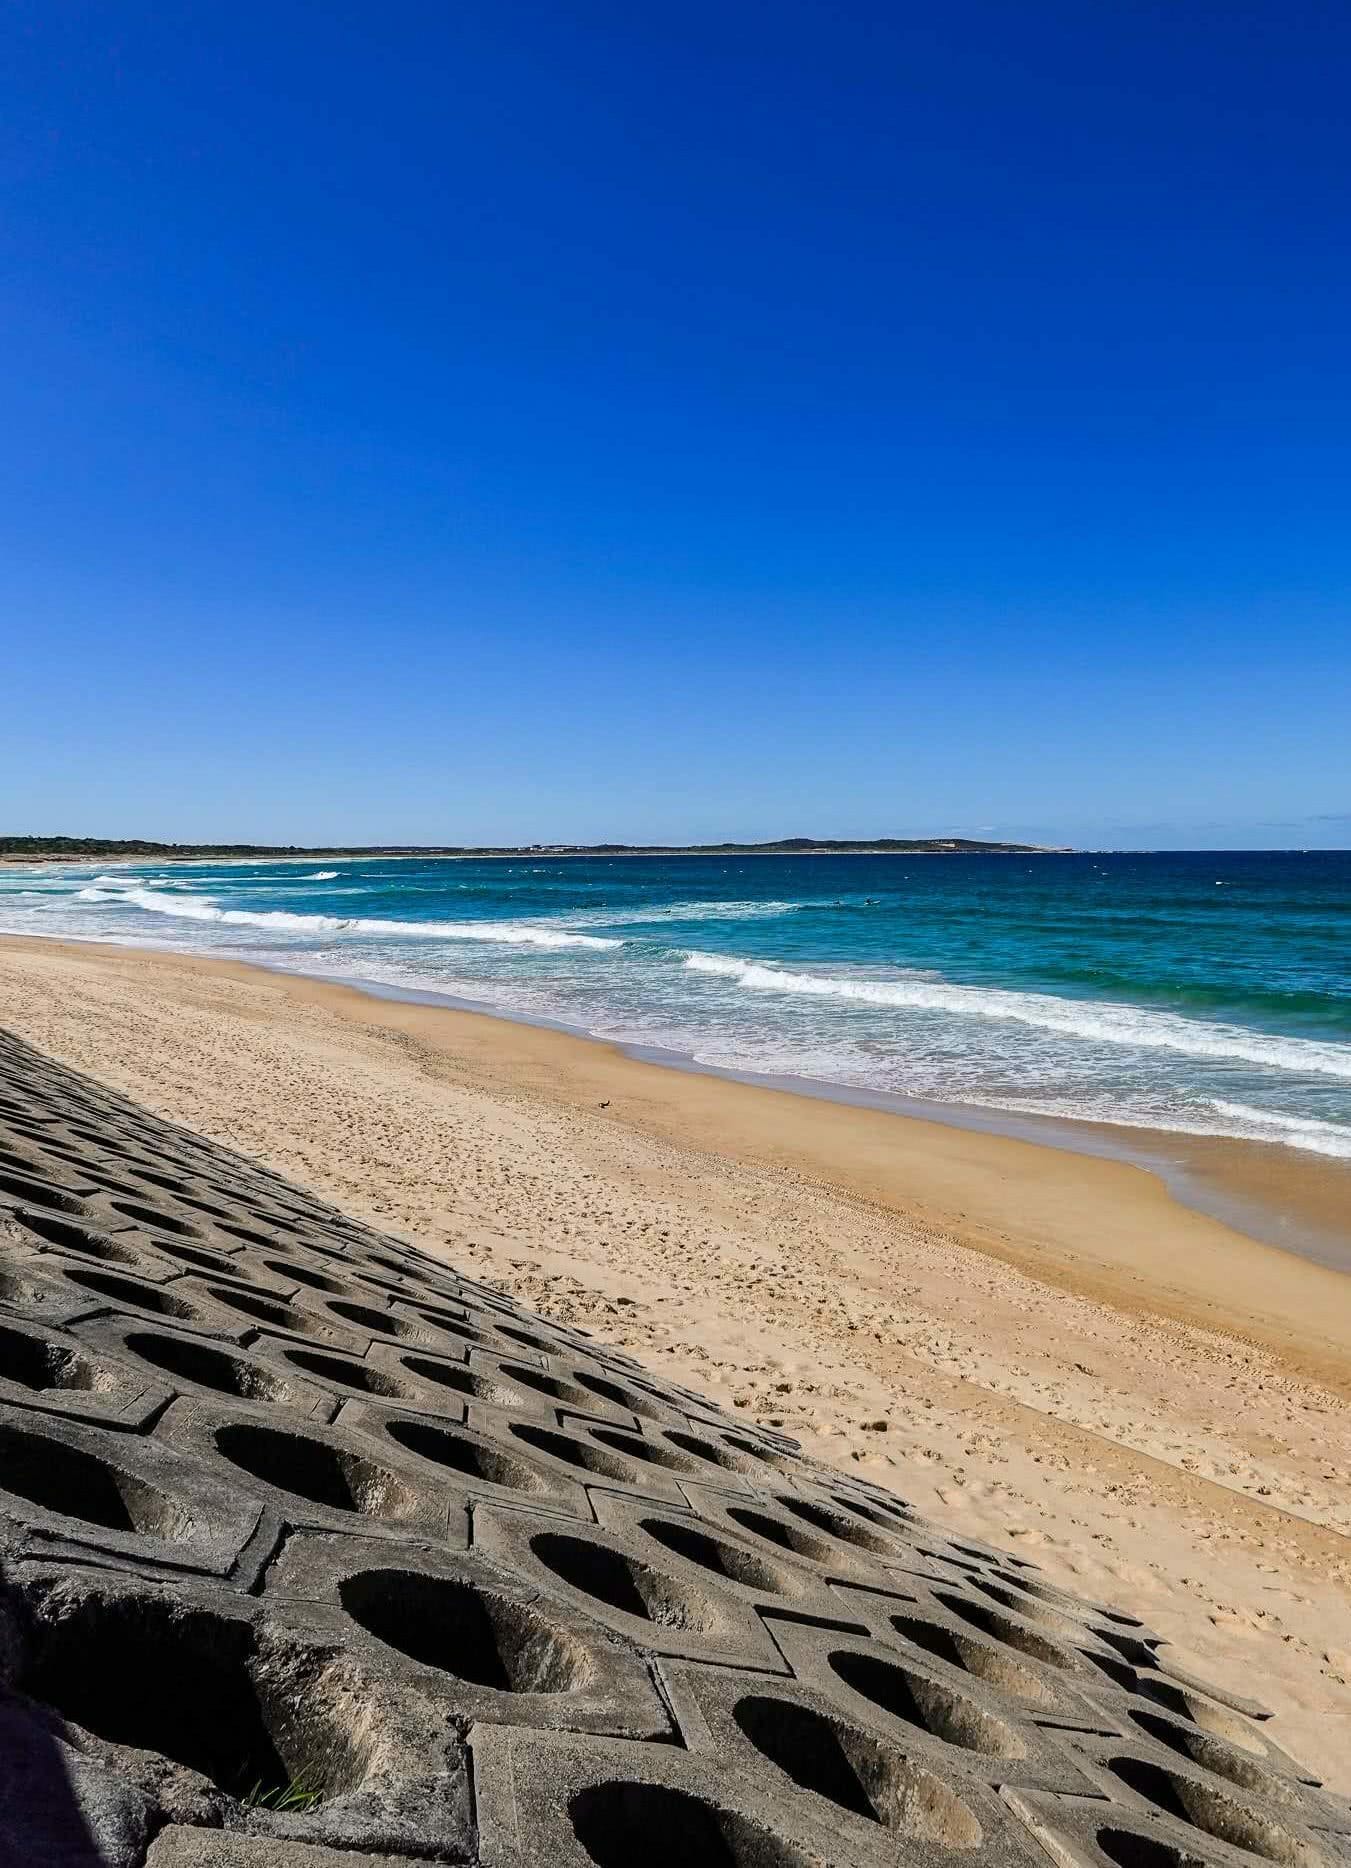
[683,952,1351,1081]
[554,899,802,929]
[74,885,622,950]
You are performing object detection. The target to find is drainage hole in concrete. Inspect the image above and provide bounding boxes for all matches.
[217,1221,283,1249]
[265,1259,344,1293]
[383,1418,546,1490]
[21,1590,354,1804]
[1107,1758,1315,1865]
[0,1322,107,1394]
[720,1434,793,1470]
[1117,1729,1292,1812]
[841,1490,912,1524]
[509,1422,639,1483]
[125,1330,296,1404]
[283,1348,406,1397]
[204,1286,306,1329]
[0,1171,85,1212]
[63,1266,199,1320]
[532,1533,717,1631]
[109,1200,202,1237]
[726,1506,835,1566]
[663,1430,744,1470]
[407,1305,478,1339]
[574,1371,663,1420]
[327,1300,407,1337]
[179,1194,237,1223]
[734,1694,982,1842]
[215,1422,421,1518]
[128,1169,191,1196]
[773,1494,895,1555]
[1137,1687,1269,1758]
[890,1613,1053,1704]
[0,1421,191,1536]
[1096,1829,1210,1868]
[497,1324,552,1353]
[588,1427,696,1472]
[400,1356,519,1406]
[828,1650,1026,1757]
[638,1518,790,1593]
[932,1591,1074,1671]
[12,1210,142,1264]
[498,1364,590,1406]
[149,1239,241,1277]
[971,1578,1083,1637]
[568,1782,815,1868]
[339,1568,588,1690]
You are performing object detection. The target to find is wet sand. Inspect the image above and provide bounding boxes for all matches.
[1,932,1348,1783]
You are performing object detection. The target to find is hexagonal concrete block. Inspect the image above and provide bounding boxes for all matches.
[145,1833,416,1868]
[471,1724,856,1867]
[824,1578,1139,1736]
[6,1561,474,1860]
[589,1488,880,1625]
[1052,1727,1334,1867]
[71,1315,340,1422]
[333,1397,593,1518]
[466,1406,694,1508]
[245,1331,471,1416]
[0,1310,172,1430]
[263,1530,673,1740]
[0,1401,268,1575]
[764,1619,1108,1797]
[153,1396,468,1544]
[1000,1785,1307,1868]
[661,1658,1058,1868]
[473,1503,792,1670]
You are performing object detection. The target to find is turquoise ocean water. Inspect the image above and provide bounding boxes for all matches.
[2,851,1348,1160]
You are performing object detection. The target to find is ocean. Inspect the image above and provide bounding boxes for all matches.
[2,850,1348,1160]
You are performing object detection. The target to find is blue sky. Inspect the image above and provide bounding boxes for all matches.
[2,0,1348,849]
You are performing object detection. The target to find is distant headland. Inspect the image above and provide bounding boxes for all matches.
[1,835,1064,864]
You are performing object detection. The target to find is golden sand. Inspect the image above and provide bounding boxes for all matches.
[2,933,1348,1784]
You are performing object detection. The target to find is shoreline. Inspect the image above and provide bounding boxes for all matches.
[5,927,1349,1280]
[1,931,1348,1784]
[331,970,1351,1275]
[3,932,1349,1379]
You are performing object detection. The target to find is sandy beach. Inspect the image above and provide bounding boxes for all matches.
[1,931,1348,1786]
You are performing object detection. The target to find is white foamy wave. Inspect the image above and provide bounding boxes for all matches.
[1204,1100,1351,1159]
[556,899,802,930]
[626,898,802,923]
[931,1090,1351,1159]
[683,953,1351,1081]
[77,885,621,950]
[303,870,339,881]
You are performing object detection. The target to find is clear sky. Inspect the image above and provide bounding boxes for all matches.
[3,1,1348,849]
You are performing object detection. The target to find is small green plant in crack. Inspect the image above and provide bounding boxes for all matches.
[240,1777,325,1812]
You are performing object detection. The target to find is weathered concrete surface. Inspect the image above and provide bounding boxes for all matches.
[0,1025,1346,1867]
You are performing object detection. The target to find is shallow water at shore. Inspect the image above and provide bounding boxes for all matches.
[3,849,1347,1162]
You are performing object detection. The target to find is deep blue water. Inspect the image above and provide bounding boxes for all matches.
[4,851,1348,1157]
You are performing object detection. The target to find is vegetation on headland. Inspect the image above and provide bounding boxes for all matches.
[1,834,1061,863]
[2,833,1062,862]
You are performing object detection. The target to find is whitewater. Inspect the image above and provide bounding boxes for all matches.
[2,850,1347,1158]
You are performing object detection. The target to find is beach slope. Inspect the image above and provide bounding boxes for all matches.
[1,932,1348,1785]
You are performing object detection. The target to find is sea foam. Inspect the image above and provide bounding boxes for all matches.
[76,885,622,950]
[683,952,1351,1081]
